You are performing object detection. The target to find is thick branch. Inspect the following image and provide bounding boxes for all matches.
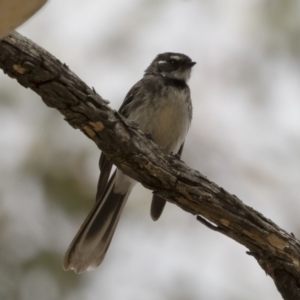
[1,32,300,300]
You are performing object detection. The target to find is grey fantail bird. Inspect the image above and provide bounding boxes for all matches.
[63,52,196,273]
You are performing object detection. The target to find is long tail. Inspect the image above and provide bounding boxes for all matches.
[63,171,132,273]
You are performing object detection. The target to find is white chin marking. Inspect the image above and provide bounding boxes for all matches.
[158,60,166,64]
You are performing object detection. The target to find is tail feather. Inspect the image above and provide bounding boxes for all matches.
[150,195,166,221]
[63,171,132,273]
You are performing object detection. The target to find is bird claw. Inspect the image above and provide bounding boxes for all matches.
[145,133,153,140]
[173,152,181,160]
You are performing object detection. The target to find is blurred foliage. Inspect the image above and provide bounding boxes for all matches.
[22,251,81,296]
[1,1,300,300]
[261,0,300,58]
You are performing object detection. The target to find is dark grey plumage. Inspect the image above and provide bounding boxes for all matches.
[63,52,195,273]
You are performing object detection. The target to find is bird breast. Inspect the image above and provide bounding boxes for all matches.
[128,87,192,153]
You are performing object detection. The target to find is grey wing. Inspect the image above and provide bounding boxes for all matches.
[118,79,144,117]
[150,142,185,221]
[95,80,143,202]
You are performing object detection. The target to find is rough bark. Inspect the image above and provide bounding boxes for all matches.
[0,32,300,300]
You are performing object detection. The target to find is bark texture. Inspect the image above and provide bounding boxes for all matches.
[1,32,300,300]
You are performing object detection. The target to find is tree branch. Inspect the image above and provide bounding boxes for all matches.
[1,31,300,300]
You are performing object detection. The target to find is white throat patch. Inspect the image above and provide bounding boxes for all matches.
[170,55,181,60]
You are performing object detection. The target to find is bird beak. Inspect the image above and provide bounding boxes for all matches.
[189,62,196,68]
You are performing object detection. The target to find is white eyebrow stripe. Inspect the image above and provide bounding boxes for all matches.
[158,60,167,64]
[170,55,181,60]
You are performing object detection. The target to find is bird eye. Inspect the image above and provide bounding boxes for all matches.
[169,59,176,64]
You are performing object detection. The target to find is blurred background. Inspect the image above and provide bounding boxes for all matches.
[1,0,300,299]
